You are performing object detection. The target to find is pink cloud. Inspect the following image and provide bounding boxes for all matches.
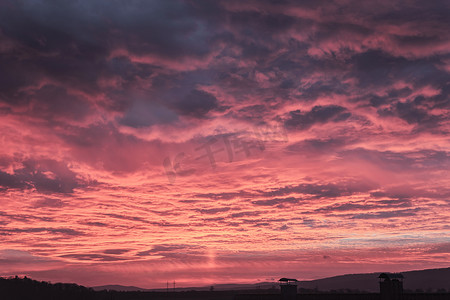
[0,0,449,289]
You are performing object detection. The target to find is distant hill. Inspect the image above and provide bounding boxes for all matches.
[91,267,450,292]
[91,284,147,292]
[90,284,144,292]
[298,267,450,292]
[91,283,276,292]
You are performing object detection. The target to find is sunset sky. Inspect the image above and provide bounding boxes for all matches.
[0,0,449,289]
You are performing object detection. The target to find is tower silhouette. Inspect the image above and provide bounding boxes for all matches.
[379,273,403,300]
[279,278,298,300]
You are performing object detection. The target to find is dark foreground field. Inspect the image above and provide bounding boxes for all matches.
[1,277,449,300]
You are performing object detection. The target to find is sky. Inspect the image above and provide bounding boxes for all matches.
[0,0,449,289]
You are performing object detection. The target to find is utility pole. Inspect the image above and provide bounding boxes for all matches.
[173,280,176,291]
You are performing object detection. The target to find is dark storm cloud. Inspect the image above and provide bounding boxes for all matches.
[0,211,54,224]
[198,207,231,214]
[0,227,84,237]
[316,203,376,212]
[229,211,261,218]
[0,0,217,123]
[136,244,204,259]
[103,249,130,255]
[370,186,450,202]
[369,0,450,25]
[172,89,222,118]
[196,180,378,207]
[80,221,109,227]
[194,191,254,200]
[0,0,212,66]
[285,137,356,155]
[119,100,179,128]
[59,253,125,262]
[284,105,351,131]
[29,85,92,121]
[339,149,450,172]
[1,0,448,133]
[299,79,350,101]
[229,11,297,35]
[350,50,449,89]
[392,34,443,47]
[315,199,412,213]
[102,213,152,225]
[353,87,414,108]
[351,208,420,219]
[252,197,300,206]
[0,171,28,190]
[0,158,83,193]
[262,181,376,199]
[313,21,373,40]
[377,99,444,130]
[33,198,65,208]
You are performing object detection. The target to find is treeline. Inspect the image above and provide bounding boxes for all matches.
[0,276,236,300]
[0,276,111,300]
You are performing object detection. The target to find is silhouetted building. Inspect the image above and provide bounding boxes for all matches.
[379,273,403,300]
[280,278,298,300]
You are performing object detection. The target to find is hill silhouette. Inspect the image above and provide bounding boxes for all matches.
[297,267,450,292]
[91,267,450,292]
[0,277,254,300]
[1,267,449,300]
[0,276,104,300]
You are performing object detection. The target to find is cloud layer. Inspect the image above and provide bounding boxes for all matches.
[0,0,449,288]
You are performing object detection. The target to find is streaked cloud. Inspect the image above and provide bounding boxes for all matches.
[0,0,449,289]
